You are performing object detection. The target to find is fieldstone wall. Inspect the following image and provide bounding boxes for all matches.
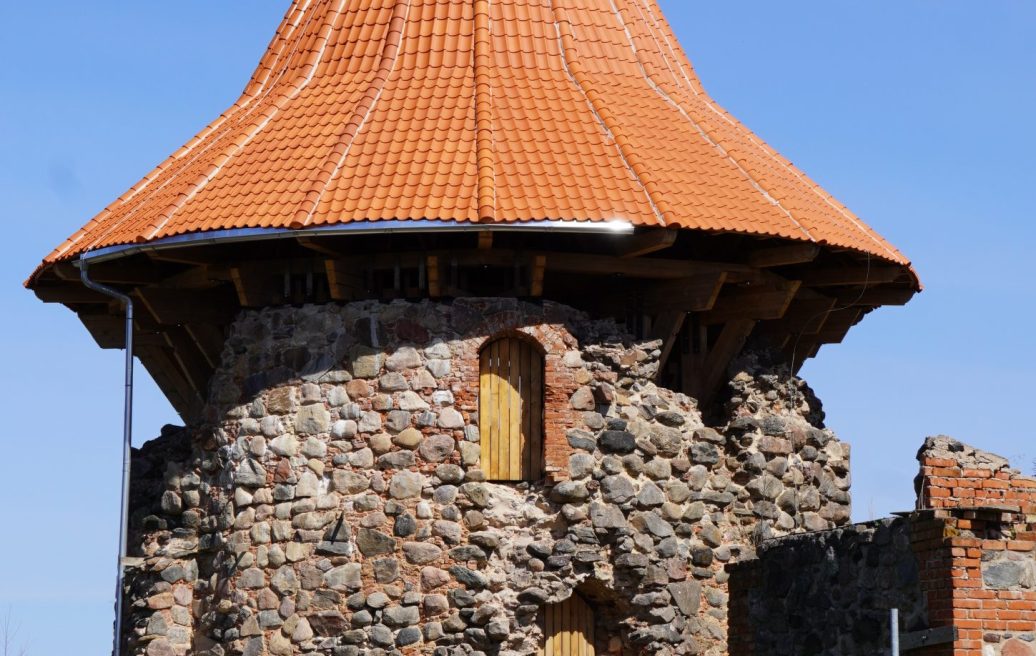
[122,299,852,656]
[727,518,928,656]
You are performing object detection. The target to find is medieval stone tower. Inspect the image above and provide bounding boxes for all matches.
[28,1,924,655]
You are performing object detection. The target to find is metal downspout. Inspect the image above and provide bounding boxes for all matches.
[79,259,133,656]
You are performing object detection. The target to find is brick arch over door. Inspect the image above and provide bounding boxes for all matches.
[479,334,544,481]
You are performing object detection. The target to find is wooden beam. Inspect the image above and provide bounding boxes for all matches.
[426,256,441,298]
[33,283,110,304]
[650,310,687,375]
[146,249,222,266]
[184,323,227,369]
[834,287,916,306]
[135,345,204,422]
[701,280,801,325]
[813,308,863,345]
[692,319,756,404]
[801,265,904,287]
[617,228,678,258]
[641,273,727,313]
[77,312,126,349]
[297,236,347,257]
[772,291,837,336]
[900,626,957,651]
[157,265,233,289]
[53,260,168,285]
[747,243,820,268]
[530,255,546,297]
[230,264,268,307]
[545,251,756,281]
[326,260,365,301]
[478,231,493,250]
[136,286,239,325]
[313,248,762,284]
[161,325,214,401]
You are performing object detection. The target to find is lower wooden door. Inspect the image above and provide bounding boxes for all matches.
[542,594,595,656]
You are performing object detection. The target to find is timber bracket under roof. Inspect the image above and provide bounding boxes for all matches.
[33,227,916,423]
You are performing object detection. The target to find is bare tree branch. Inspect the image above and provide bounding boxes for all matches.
[1,607,28,656]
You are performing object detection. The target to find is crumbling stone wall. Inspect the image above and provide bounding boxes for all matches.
[122,299,851,656]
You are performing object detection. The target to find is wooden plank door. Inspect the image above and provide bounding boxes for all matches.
[479,336,543,481]
[542,594,595,656]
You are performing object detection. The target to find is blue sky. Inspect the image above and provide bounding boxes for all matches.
[1,2,1034,653]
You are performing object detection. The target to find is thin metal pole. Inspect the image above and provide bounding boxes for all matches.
[80,259,133,656]
[890,608,900,656]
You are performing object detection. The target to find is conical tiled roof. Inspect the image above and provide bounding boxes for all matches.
[38,0,910,271]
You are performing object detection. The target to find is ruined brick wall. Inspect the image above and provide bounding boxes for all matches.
[122,299,852,656]
[729,436,1036,656]
[913,437,1036,656]
[917,436,1036,513]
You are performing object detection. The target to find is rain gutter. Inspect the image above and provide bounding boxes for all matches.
[76,219,635,265]
[77,260,133,656]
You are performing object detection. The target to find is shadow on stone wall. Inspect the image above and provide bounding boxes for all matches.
[728,518,927,656]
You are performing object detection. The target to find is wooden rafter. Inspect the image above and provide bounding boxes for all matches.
[136,286,239,325]
[185,323,227,369]
[686,319,757,405]
[33,283,110,304]
[834,287,915,306]
[747,243,820,268]
[53,260,168,285]
[701,280,801,325]
[801,265,904,287]
[135,345,204,421]
[231,264,269,307]
[650,310,687,376]
[617,228,678,258]
[641,272,727,313]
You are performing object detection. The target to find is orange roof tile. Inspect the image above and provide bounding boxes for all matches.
[37,0,911,271]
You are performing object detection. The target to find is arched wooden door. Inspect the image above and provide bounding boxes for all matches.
[542,594,596,656]
[478,336,543,481]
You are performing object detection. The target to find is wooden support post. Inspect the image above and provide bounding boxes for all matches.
[530,255,546,297]
[651,310,687,377]
[695,319,756,405]
[478,231,493,250]
[426,256,441,297]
